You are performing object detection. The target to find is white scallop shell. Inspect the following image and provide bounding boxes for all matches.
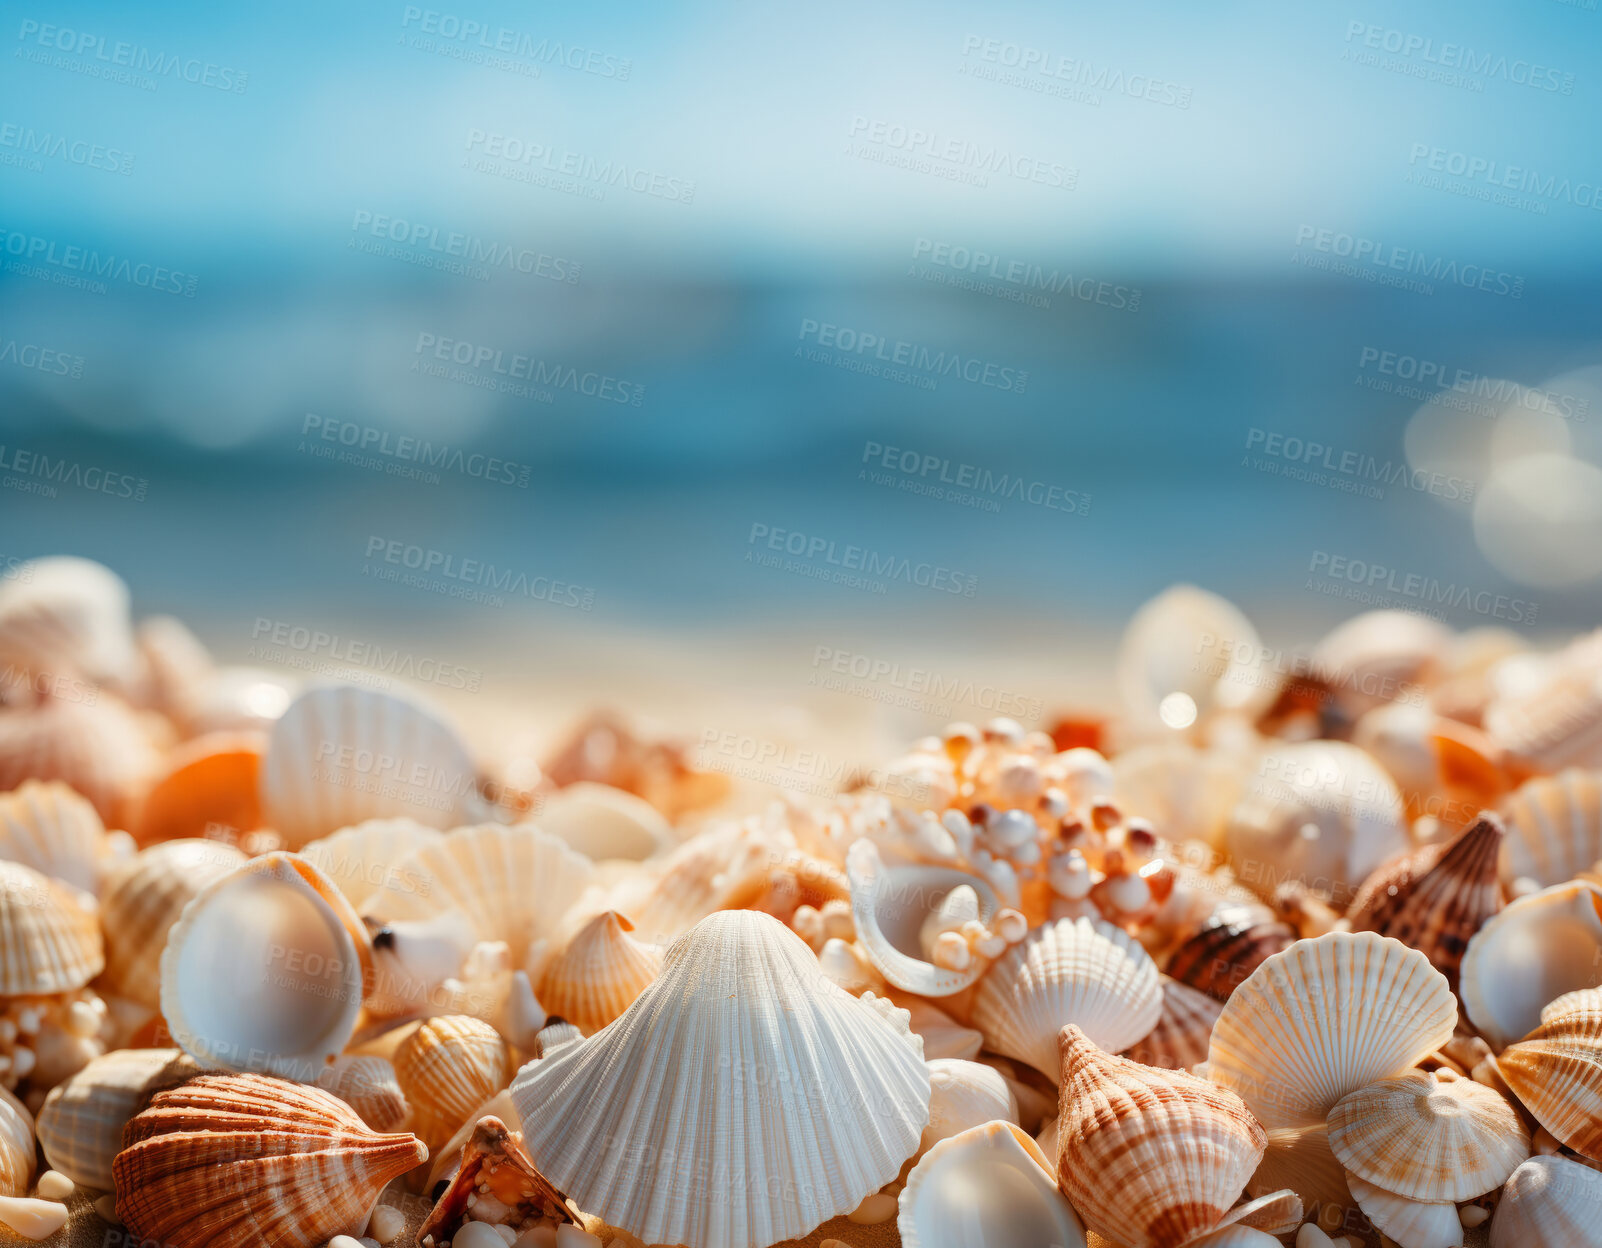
[509,910,931,1248]
[1500,769,1602,889]
[0,859,103,995]
[300,818,444,908]
[899,1120,1085,1248]
[1343,1173,1461,1248]
[916,1060,1019,1163]
[1490,1156,1602,1248]
[1207,932,1457,1130]
[971,915,1161,1081]
[0,1086,32,1198]
[35,1048,197,1190]
[0,779,116,896]
[0,556,138,691]
[847,838,1002,998]
[160,851,372,1081]
[534,782,673,861]
[1460,880,1602,1050]
[260,685,487,847]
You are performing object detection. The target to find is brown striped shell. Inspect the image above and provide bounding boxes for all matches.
[393,1014,510,1152]
[0,859,103,995]
[1164,907,1295,1003]
[1497,987,1602,1161]
[535,910,662,1035]
[1122,976,1222,1072]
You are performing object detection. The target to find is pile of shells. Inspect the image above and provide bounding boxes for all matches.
[1,559,1601,1247]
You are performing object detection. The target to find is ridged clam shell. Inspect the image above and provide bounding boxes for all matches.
[535,910,662,1035]
[509,910,931,1248]
[917,1059,1019,1162]
[1460,880,1602,1050]
[972,916,1161,1081]
[35,1048,197,1190]
[300,817,442,909]
[535,781,673,861]
[1207,932,1457,1130]
[0,697,159,827]
[315,1055,408,1133]
[900,1120,1085,1248]
[260,685,487,847]
[0,779,115,896]
[1486,661,1602,773]
[603,822,783,944]
[0,556,137,691]
[160,852,372,1080]
[112,1073,428,1248]
[1056,1025,1267,1248]
[417,1114,573,1245]
[100,839,248,1007]
[361,823,594,964]
[1165,907,1296,1003]
[848,838,1002,998]
[1496,987,1602,1159]
[393,1014,510,1152]
[1501,768,1602,888]
[132,731,265,846]
[1327,1069,1529,1201]
[1346,813,1504,989]
[0,859,103,995]
[1124,976,1223,1071]
[1344,1174,1462,1248]
[1225,742,1409,905]
[1489,1156,1602,1248]
[0,1086,32,1197]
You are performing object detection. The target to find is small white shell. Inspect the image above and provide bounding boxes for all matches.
[1343,1174,1461,1248]
[916,1060,1019,1163]
[535,782,673,861]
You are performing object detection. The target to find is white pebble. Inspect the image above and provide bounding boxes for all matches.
[0,1198,70,1241]
[34,1172,73,1201]
[94,1195,121,1225]
[493,1227,517,1245]
[1296,1225,1335,1248]
[511,1228,557,1248]
[1459,1205,1490,1228]
[368,1206,405,1244]
[847,1192,898,1225]
[453,1225,508,1248]
[66,1000,101,1038]
[555,1227,602,1248]
[1105,872,1152,914]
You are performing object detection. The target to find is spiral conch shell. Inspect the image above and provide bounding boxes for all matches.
[1496,987,1602,1160]
[535,910,662,1035]
[0,859,103,995]
[35,1048,198,1190]
[0,1086,32,1197]
[112,1073,429,1248]
[393,1014,510,1153]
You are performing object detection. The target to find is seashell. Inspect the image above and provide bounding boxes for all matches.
[536,911,662,1035]
[1496,987,1602,1160]
[393,1015,510,1152]
[1485,659,1602,774]
[133,615,214,725]
[1459,880,1602,1050]
[1225,741,1409,906]
[1345,813,1504,989]
[99,839,248,1008]
[1056,1025,1268,1248]
[0,1086,32,1197]
[0,697,160,827]
[1489,1155,1602,1248]
[0,859,103,995]
[422,1087,520,1192]
[1351,703,1509,820]
[899,1120,1085,1248]
[34,1048,197,1190]
[1310,610,1451,724]
[603,821,785,945]
[131,731,265,846]
[508,910,931,1248]
[1326,1069,1530,1201]
[417,1115,573,1246]
[260,684,488,847]
[363,823,594,970]
[847,839,1002,998]
[1180,1229,1285,1248]
[315,1055,408,1133]
[1207,931,1457,1130]
[1165,906,1297,1003]
[916,1059,1019,1162]
[1113,740,1254,853]
[112,1072,429,1248]
[1115,585,1279,735]
[1344,1174,1461,1248]
[535,782,673,861]
[0,1195,69,1240]
[185,665,295,736]
[0,780,116,896]
[160,851,372,1080]
[1500,768,1602,889]
[1245,1124,1352,1220]
[1124,975,1224,1071]
[300,818,443,909]
[364,910,478,1018]
[0,556,138,691]
[971,916,1161,1081]
[890,993,982,1061]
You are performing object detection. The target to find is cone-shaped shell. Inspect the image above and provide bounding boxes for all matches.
[300,818,443,909]
[417,1115,573,1245]
[1501,768,1602,889]
[392,1015,510,1153]
[112,1073,429,1248]
[1207,931,1457,1130]
[132,731,265,846]
[972,916,1161,1081]
[361,823,594,962]
[899,1119,1085,1248]
[1346,813,1505,989]
[1497,987,1602,1160]
[0,556,137,691]
[160,852,372,1080]
[0,1087,32,1197]
[0,779,114,896]
[1124,976,1224,1071]
[535,781,673,861]
[0,859,102,995]
[508,909,932,1248]
[1460,880,1602,1050]
[1327,1069,1529,1201]
[0,697,159,827]
[261,684,486,846]
[1489,1156,1602,1248]
[1056,1025,1267,1248]
[1344,1174,1462,1248]
[100,839,248,1007]
[847,838,1002,998]
[1166,908,1296,1003]
[536,911,662,1035]
[36,1048,198,1190]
